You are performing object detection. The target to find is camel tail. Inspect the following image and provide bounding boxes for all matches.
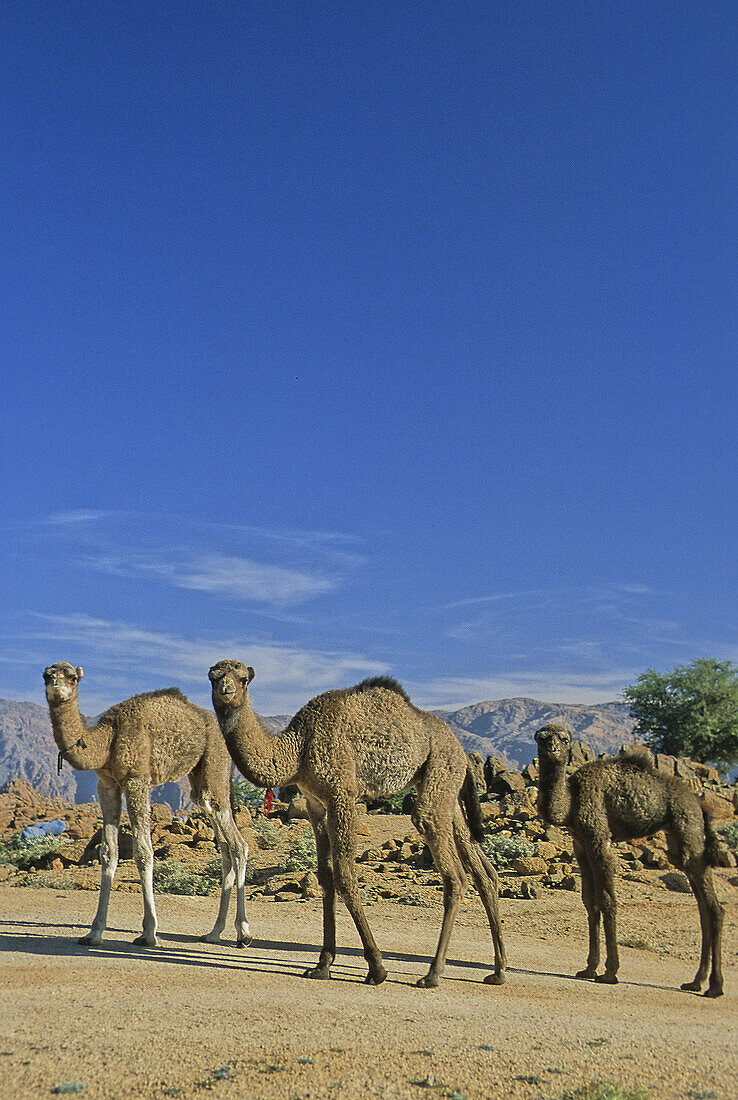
[701,804,721,867]
[460,766,485,844]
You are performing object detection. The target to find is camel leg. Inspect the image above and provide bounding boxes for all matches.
[573,838,602,980]
[453,812,506,985]
[321,795,387,985]
[412,797,467,988]
[583,837,619,984]
[681,859,724,998]
[302,801,337,980]
[125,779,159,948]
[79,779,122,946]
[202,804,251,948]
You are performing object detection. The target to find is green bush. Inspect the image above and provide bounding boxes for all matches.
[559,1084,649,1100]
[481,834,533,869]
[286,829,317,871]
[718,821,738,851]
[153,858,221,896]
[232,776,264,812]
[0,832,69,869]
[253,818,281,850]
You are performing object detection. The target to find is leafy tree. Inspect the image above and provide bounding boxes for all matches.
[622,658,738,771]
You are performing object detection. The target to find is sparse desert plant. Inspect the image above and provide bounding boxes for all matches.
[617,936,655,951]
[286,829,317,871]
[231,775,264,812]
[153,858,221,896]
[253,818,281,850]
[718,821,738,851]
[559,1083,649,1100]
[0,831,69,869]
[481,833,533,869]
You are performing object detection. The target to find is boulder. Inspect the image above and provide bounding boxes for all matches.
[512,856,548,877]
[488,770,525,796]
[483,755,507,788]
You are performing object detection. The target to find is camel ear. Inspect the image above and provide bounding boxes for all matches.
[76,667,84,680]
[246,667,255,684]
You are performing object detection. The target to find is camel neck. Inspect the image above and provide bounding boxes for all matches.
[48,698,112,772]
[218,700,302,789]
[536,757,572,827]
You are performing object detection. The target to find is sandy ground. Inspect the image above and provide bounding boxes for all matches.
[1,878,737,1100]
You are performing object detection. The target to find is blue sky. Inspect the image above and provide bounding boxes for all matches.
[2,2,736,715]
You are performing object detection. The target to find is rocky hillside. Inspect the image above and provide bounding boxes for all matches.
[2,695,635,807]
[435,697,636,769]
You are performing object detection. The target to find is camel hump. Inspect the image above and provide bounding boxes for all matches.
[145,687,189,704]
[619,745,656,771]
[349,676,411,703]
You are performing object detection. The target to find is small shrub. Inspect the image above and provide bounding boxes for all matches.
[559,1083,649,1100]
[717,821,738,851]
[481,834,533,869]
[618,936,654,952]
[153,858,220,896]
[286,830,317,871]
[232,776,264,812]
[254,818,281,850]
[0,832,69,869]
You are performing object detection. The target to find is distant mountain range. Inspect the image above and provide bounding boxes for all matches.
[0,694,636,809]
[435,697,636,769]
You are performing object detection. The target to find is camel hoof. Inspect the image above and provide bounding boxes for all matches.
[200,932,221,944]
[365,968,388,986]
[416,973,439,989]
[575,968,598,980]
[236,934,253,949]
[680,980,703,993]
[78,933,103,947]
[703,987,724,999]
[483,972,505,985]
[133,934,158,948]
[595,973,618,985]
[302,966,331,980]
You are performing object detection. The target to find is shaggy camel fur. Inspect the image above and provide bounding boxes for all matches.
[209,661,506,988]
[535,723,724,997]
[44,662,250,948]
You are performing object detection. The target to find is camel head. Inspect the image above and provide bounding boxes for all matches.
[534,723,572,765]
[208,660,255,711]
[43,662,84,705]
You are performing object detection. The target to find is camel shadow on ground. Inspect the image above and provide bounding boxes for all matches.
[0,919,699,993]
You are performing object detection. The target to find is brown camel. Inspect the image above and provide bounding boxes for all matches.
[208,660,506,988]
[534,723,724,997]
[43,662,250,948]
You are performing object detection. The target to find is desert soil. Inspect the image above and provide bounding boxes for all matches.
[1,870,737,1100]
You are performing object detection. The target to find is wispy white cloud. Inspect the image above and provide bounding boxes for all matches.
[36,511,358,607]
[406,668,640,710]
[46,510,128,526]
[23,612,385,714]
[82,550,339,605]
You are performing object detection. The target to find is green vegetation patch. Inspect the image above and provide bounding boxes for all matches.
[0,832,69,869]
[153,858,221,896]
[232,776,264,812]
[717,822,738,851]
[481,833,533,869]
[558,1083,649,1100]
[286,829,317,871]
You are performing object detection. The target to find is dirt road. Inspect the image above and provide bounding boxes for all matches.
[1,883,736,1099]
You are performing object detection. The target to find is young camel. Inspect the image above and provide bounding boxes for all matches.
[534,723,724,997]
[43,662,250,949]
[208,660,506,988]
